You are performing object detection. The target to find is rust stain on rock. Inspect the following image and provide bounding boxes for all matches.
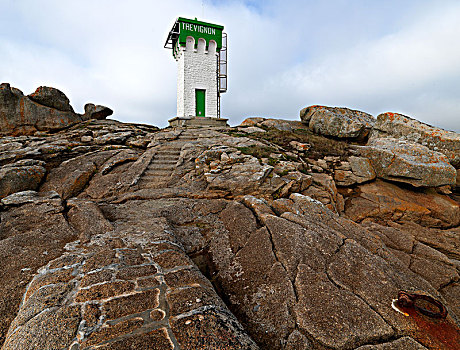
[398,304,460,349]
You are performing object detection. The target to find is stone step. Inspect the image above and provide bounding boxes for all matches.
[153,156,178,162]
[138,181,169,189]
[146,164,176,173]
[144,168,174,175]
[153,159,177,164]
[140,175,170,182]
[156,150,182,156]
[178,138,198,141]
[150,158,178,163]
[143,168,172,174]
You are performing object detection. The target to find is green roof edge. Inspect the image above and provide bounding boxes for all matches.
[177,17,224,30]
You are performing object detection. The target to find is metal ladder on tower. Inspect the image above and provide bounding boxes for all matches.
[217,32,227,119]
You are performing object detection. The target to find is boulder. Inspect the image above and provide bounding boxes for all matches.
[359,138,457,187]
[84,103,113,120]
[240,117,265,126]
[237,126,266,134]
[0,83,83,135]
[260,119,303,132]
[344,180,460,228]
[0,159,46,198]
[300,105,375,139]
[370,112,460,167]
[334,156,376,186]
[27,86,74,112]
[239,117,303,132]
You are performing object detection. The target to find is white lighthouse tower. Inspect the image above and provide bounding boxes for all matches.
[165,17,228,127]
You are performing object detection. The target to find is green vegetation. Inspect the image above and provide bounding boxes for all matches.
[243,128,352,160]
[278,169,291,177]
[236,145,276,159]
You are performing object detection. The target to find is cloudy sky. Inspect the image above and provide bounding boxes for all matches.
[1,0,459,131]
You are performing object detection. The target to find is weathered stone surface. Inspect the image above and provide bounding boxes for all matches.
[239,117,304,132]
[84,103,113,120]
[27,86,74,112]
[104,289,160,320]
[345,180,460,228]
[95,328,174,350]
[0,83,118,135]
[0,83,82,135]
[237,126,266,133]
[0,191,77,346]
[285,330,313,350]
[359,137,457,187]
[295,264,393,349]
[300,105,375,139]
[302,172,344,212]
[355,337,428,349]
[240,117,265,126]
[260,118,303,132]
[0,160,46,198]
[349,155,373,173]
[82,317,144,347]
[196,145,273,196]
[67,199,113,242]
[1,115,460,350]
[170,308,259,350]
[75,281,135,302]
[410,242,459,290]
[371,112,460,167]
[2,305,81,350]
[40,150,116,199]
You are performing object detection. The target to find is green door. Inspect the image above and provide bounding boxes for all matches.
[195,89,206,117]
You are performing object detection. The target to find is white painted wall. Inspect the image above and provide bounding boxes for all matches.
[176,37,218,118]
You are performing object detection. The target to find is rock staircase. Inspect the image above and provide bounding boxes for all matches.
[137,128,204,189]
[138,143,183,189]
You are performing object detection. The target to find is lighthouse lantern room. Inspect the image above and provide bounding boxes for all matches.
[165,17,228,127]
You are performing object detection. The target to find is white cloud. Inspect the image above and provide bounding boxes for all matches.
[274,2,460,131]
[1,0,459,131]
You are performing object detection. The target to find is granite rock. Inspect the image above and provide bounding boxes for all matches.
[84,103,113,120]
[1,111,459,350]
[370,112,460,167]
[359,137,457,187]
[300,105,375,139]
[27,86,74,112]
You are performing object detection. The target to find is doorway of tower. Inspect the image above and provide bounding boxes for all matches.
[195,89,206,117]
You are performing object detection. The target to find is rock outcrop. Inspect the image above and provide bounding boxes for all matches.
[240,117,304,132]
[300,105,375,139]
[0,159,46,198]
[0,83,112,135]
[28,86,75,112]
[359,137,457,187]
[370,112,460,167]
[0,98,459,349]
[84,103,113,120]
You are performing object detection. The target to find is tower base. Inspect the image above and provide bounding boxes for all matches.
[168,116,229,128]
